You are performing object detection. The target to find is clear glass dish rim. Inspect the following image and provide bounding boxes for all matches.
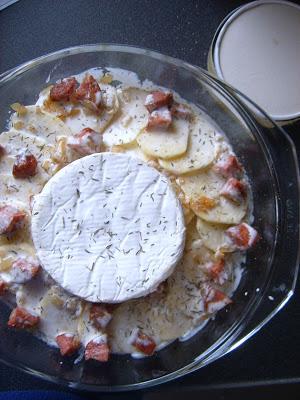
[0,43,299,392]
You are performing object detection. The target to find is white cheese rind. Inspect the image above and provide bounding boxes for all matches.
[31,153,185,303]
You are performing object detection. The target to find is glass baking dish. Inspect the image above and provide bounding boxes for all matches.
[0,44,298,392]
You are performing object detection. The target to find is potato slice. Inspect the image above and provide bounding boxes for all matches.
[109,292,195,349]
[178,169,247,224]
[196,217,233,253]
[0,243,36,273]
[198,197,246,225]
[159,116,216,174]
[0,243,37,295]
[0,252,14,272]
[103,87,148,146]
[0,130,60,210]
[37,286,83,345]
[10,105,72,144]
[177,168,224,199]
[0,243,36,258]
[62,84,119,136]
[60,107,114,136]
[137,116,190,159]
[0,174,46,207]
[110,142,153,162]
[36,84,119,137]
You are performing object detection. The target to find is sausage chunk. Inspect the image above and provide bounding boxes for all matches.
[67,128,102,155]
[56,333,80,356]
[201,259,227,284]
[214,155,243,178]
[131,330,156,355]
[0,280,8,295]
[0,205,26,235]
[89,304,112,329]
[13,151,38,179]
[73,74,102,110]
[85,336,110,362]
[10,257,40,284]
[220,178,247,204]
[225,223,259,251]
[147,107,172,130]
[0,144,6,158]
[144,91,173,113]
[50,77,78,102]
[7,307,39,329]
[204,285,232,314]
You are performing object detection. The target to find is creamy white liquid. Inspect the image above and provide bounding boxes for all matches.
[218,1,300,120]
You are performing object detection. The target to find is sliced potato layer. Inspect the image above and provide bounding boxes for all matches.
[36,85,119,136]
[62,84,119,135]
[11,105,72,144]
[0,243,36,272]
[178,169,247,224]
[0,174,44,207]
[103,87,148,146]
[177,169,223,203]
[196,217,233,253]
[198,198,247,225]
[137,116,190,159]
[0,129,57,174]
[159,116,216,174]
[111,142,153,162]
[0,130,60,210]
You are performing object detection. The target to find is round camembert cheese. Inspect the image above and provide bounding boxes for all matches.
[31,153,185,303]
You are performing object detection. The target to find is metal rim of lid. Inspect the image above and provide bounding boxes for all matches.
[210,0,300,122]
